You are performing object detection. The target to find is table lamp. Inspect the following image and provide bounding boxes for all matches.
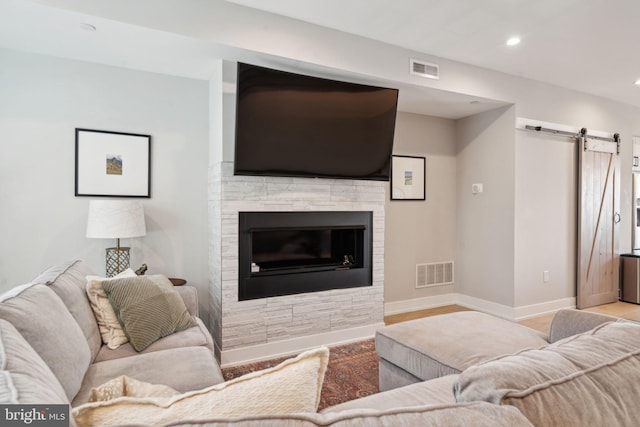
[86,200,146,277]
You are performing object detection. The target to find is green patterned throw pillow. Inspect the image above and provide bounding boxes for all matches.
[101,275,196,351]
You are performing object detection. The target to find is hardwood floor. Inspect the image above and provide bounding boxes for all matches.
[384,305,471,326]
[384,301,640,335]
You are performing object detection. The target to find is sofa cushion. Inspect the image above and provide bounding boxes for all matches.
[455,321,640,427]
[0,319,68,405]
[321,374,458,413]
[134,401,533,427]
[86,268,137,349]
[101,275,196,351]
[93,317,212,362]
[0,284,91,400]
[72,347,329,426]
[376,311,548,383]
[32,260,102,361]
[174,285,200,317]
[72,346,224,406]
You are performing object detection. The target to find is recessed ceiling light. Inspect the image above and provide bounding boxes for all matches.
[80,23,96,32]
[635,79,640,86]
[506,37,521,46]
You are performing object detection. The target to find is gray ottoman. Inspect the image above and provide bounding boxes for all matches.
[375,311,549,391]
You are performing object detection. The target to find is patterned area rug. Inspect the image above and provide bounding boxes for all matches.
[221,338,379,410]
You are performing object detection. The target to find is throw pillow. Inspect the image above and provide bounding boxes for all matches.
[88,375,179,403]
[101,275,196,352]
[85,269,136,349]
[72,346,329,426]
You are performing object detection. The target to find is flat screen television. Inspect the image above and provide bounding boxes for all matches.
[234,62,399,181]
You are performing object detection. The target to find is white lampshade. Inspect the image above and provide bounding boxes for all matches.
[86,200,146,239]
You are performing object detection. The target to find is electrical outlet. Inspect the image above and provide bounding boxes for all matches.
[543,270,550,283]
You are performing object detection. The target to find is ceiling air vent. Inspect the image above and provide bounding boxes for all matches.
[410,58,439,80]
[416,261,454,288]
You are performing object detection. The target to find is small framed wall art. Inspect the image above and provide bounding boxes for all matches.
[391,155,426,200]
[75,128,151,198]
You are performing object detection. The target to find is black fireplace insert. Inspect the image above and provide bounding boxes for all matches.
[238,211,373,300]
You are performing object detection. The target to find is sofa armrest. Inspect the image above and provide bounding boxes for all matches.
[548,309,618,343]
[174,285,199,317]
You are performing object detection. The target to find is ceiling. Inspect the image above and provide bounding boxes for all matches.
[226,0,640,109]
[2,0,640,118]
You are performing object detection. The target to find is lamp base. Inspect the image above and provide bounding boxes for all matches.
[106,246,131,277]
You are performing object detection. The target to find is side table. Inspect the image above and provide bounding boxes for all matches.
[169,278,187,286]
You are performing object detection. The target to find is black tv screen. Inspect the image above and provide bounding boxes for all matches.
[234,62,398,181]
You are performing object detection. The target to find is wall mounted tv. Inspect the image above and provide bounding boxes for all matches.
[234,62,399,181]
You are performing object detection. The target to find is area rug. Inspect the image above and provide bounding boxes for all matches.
[221,338,379,410]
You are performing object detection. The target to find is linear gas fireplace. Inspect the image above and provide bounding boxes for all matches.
[238,211,373,300]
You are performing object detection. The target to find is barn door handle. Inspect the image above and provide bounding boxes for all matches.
[614,213,621,224]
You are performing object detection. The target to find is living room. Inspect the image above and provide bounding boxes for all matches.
[5,1,640,425]
[3,0,640,367]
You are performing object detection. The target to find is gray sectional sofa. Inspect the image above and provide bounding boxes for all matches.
[2,260,640,426]
[0,260,225,426]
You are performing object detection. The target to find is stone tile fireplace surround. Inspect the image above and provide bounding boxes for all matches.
[209,162,385,365]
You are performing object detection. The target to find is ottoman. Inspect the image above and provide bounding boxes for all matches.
[375,311,549,391]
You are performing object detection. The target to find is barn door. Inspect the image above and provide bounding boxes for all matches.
[577,134,620,309]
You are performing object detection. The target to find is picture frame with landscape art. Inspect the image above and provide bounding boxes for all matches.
[75,128,151,198]
[391,155,425,200]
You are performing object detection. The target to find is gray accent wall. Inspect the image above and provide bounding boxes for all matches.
[384,112,457,302]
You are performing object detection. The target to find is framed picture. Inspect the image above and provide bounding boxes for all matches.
[391,155,426,200]
[75,128,151,198]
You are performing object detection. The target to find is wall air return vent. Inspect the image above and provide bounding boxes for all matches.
[416,261,453,288]
[410,59,439,80]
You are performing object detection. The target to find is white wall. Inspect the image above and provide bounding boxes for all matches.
[509,86,637,267]
[384,112,457,303]
[455,106,516,307]
[0,49,210,313]
[514,130,577,307]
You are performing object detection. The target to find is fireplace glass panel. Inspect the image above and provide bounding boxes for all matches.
[251,228,362,272]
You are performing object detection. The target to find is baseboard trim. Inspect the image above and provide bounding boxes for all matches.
[513,297,576,321]
[220,322,384,368]
[384,294,457,316]
[455,294,516,320]
[385,294,576,322]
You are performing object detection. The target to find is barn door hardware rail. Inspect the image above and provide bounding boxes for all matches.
[524,125,620,154]
[524,125,577,138]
